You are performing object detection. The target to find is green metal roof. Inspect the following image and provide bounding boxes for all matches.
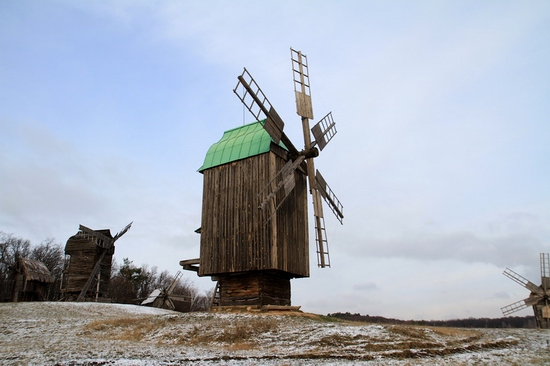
[199,120,287,172]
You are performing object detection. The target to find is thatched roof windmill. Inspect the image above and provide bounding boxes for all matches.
[501,253,550,329]
[181,48,343,309]
[10,258,54,302]
[63,222,132,301]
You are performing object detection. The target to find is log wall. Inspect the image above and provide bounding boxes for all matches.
[217,271,291,307]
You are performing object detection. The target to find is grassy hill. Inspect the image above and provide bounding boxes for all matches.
[1,302,549,365]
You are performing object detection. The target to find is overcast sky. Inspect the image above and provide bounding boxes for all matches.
[2,0,550,320]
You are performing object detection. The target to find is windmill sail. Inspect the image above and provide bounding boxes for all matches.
[311,112,337,151]
[113,222,133,242]
[258,156,306,221]
[315,170,344,224]
[234,68,284,143]
[291,47,334,268]
[291,48,314,119]
[541,253,550,291]
[503,267,545,296]
[501,296,542,316]
[501,254,550,329]
[230,48,343,270]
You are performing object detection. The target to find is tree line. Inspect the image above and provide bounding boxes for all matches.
[327,312,538,329]
[0,231,211,310]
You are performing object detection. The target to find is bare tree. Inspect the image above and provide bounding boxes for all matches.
[191,288,214,311]
[138,264,158,300]
[155,269,173,289]
[0,232,31,277]
[30,238,64,300]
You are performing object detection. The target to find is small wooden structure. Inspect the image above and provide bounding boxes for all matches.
[502,253,550,329]
[62,223,131,301]
[141,271,192,312]
[11,258,54,302]
[182,121,309,307]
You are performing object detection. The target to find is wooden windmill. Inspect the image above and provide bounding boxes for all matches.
[181,48,343,308]
[141,271,191,312]
[501,253,550,329]
[63,222,132,302]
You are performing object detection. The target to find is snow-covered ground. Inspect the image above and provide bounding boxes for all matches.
[1,302,549,365]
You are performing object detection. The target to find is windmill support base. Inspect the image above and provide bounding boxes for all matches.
[212,271,292,308]
[210,305,302,312]
[534,304,550,329]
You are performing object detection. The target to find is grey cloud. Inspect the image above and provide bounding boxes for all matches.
[353,282,379,292]
[493,291,510,300]
[345,228,546,269]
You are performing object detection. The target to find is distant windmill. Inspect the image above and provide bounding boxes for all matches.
[501,253,550,329]
[180,48,343,309]
[63,222,132,302]
[141,271,191,312]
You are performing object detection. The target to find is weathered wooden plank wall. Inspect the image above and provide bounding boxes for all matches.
[199,148,309,278]
[64,236,113,299]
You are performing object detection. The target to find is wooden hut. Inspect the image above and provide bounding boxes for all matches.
[185,121,309,307]
[62,228,115,301]
[11,258,54,302]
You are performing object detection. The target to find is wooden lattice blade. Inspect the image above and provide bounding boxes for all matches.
[113,221,132,242]
[314,212,330,268]
[311,112,336,151]
[233,68,298,154]
[501,295,542,316]
[166,270,182,295]
[291,48,314,119]
[315,170,344,224]
[503,268,544,297]
[541,253,550,291]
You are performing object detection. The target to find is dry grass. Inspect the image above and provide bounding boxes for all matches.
[85,317,167,342]
[182,317,280,346]
[85,314,281,349]
[389,324,431,339]
[79,310,527,363]
[428,326,480,338]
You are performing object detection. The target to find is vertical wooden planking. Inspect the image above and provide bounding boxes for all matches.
[199,147,309,278]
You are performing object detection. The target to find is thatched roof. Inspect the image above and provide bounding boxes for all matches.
[18,258,54,283]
